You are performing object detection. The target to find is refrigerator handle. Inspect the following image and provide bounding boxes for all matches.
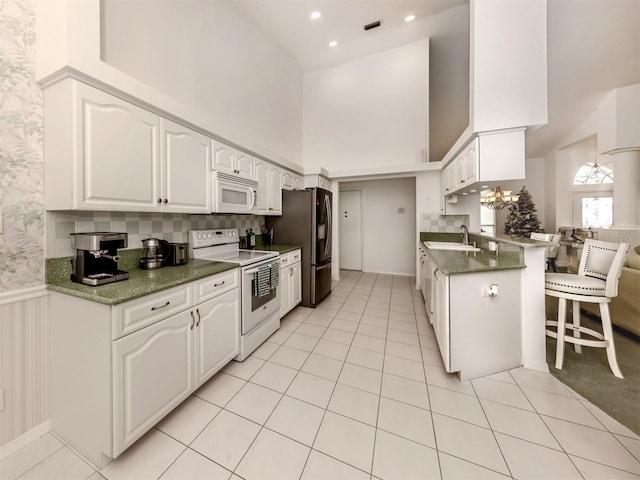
[324,195,331,257]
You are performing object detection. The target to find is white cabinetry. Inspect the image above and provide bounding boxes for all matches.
[211,139,255,180]
[113,309,194,455]
[161,119,211,213]
[279,249,302,317]
[440,129,525,199]
[255,159,282,215]
[304,174,331,190]
[51,269,240,466]
[43,79,210,213]
[430,262,522,380]
[283,171,304,191]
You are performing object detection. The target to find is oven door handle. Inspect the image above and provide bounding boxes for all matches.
[244,267,261,275]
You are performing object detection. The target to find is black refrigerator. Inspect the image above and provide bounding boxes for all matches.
[266,187,332,307]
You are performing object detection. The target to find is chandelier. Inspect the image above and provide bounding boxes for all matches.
[480,187,520,210]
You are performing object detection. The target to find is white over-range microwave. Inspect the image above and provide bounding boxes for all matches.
[212,172,259,214]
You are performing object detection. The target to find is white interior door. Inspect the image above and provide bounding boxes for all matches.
[339,190,363,271]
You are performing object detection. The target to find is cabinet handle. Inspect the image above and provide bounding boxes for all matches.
[196,308,201,327]
[157,198,162,203]
[163,198,168,204]
[190,311,195,329]
[151,301,170,311]
[213,280,225,287]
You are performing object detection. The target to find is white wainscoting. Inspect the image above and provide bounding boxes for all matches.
[0,286,50,451]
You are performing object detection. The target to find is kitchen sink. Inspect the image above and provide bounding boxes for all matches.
[424,241,481,252]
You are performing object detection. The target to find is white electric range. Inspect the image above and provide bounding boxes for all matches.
[189,228,280,361]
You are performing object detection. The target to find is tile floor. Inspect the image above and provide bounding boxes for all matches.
[2,271,640,480]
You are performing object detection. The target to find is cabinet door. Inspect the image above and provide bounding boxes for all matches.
[291,262,302,308]
[235,151,255,180]
[269,165,282,214]
[195,289,240,387]
[161,119,211,213]
[293,175,304,190]
[113,310,194,456]
[76,82,160,211]
[254,158,270,214]
[434,271,451,371]
[282,171,293,190]
[464,141,478,184]
[211,139,236,175]
[279,265,291,317]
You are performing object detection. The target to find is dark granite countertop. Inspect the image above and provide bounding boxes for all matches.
[46,250,238,305]
[419,232,525,275]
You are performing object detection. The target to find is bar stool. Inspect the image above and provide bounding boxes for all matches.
[530,232,562,271]
[544,239,629,378]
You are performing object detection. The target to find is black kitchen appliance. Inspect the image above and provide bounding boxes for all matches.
[164,242,188,266]
[266,187,332,307]
[70,232,129,286]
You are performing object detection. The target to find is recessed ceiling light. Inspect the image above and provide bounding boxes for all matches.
[310,11,321,20]
[329,41,338,47]
[405,14,416,22]
[470,189,477,193]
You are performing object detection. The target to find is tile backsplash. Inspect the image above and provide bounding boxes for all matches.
[420,213,469,232]
[46,211,266,258]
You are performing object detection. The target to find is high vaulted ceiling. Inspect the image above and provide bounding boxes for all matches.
[233,0,640,161]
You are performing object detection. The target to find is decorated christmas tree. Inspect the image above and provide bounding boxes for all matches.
[504,186,541,237]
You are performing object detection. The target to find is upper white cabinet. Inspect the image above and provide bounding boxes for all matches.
[283,171,304,191]
[161,119,211,213]
[304,174,331,190]
[255,158,282,215]
[43,79,210,213]
[211,139,255,180]
[441,128,525,197]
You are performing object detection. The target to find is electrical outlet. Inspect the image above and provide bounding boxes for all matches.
[0,388,5,412]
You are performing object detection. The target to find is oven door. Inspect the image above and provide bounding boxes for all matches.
[241,262,280,334]
[213,178,257,214]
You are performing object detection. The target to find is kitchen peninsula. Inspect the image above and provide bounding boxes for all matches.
[419,232,554,380]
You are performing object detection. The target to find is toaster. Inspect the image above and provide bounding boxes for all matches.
[162,242,188,266]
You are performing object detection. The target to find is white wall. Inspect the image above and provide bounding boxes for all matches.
[101,0,302,164]
[339,178,416,276]
[303,40,429,170]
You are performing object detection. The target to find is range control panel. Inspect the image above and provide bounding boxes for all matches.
[189,228,239,248]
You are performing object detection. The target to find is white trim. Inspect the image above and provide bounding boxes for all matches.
[0,285,49,306]
[0,420,52,461]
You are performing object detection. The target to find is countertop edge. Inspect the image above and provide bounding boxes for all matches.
[47,261,239,306]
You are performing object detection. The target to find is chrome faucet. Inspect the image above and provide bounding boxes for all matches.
[460,225,469,245]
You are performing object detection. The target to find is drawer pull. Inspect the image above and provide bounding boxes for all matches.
[196,309,201,327]
[151,301,171,311]
[190,311,195,329]
[213,280,226,287]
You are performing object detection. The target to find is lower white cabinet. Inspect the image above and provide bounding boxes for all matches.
[279,249,302,317]
[194,290,241,387]
[430,264,522,381]
[51,270,240,467]
[113,309,195,456]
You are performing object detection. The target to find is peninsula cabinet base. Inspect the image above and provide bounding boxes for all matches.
[433,268,523,381]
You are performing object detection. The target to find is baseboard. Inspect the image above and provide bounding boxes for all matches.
[522,360,550,374]
[0,420,52,461]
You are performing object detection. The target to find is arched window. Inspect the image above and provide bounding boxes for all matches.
[573,161,614,184]
[572,160,614,228]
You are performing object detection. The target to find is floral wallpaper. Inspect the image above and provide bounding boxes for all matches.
[0,0,45,292]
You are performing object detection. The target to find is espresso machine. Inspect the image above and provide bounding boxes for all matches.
[71,232,129,286]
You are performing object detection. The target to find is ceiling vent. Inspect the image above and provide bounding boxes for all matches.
[363,20,382,31]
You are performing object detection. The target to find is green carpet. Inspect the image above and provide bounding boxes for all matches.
[545,311,640,436]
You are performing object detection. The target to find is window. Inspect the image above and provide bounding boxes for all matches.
[571,160,614,228]
[573,162,613,185]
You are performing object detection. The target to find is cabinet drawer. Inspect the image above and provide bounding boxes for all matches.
[193,268,239,303]
[280,249,301,267]
[112,285,192,339]
[289,249,301,263]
